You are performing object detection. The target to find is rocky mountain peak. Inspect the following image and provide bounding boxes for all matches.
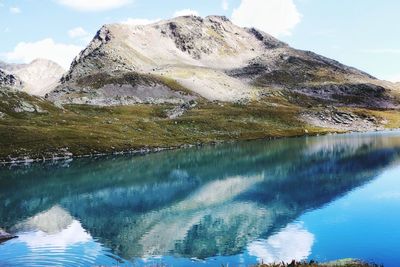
[206,15,231,22]
[29,58,62,68]
[50,15,397,108]
[0,59,64,96]
[159,15,286,58]
[74,24,113,62]
[61,15,289,84]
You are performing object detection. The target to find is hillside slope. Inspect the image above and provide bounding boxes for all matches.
[0,15,400,162]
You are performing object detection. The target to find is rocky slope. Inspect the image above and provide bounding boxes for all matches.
[0,69,23,89]
[48,15,399,110]
[0,59,65,96]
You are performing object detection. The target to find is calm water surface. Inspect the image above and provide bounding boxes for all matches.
[1,132,400,266]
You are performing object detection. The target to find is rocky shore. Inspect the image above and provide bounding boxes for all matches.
[0,229,16,243]
[256,259,381,267]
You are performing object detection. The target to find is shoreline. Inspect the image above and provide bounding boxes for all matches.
[2,128,399,166]
[0,130,339,165]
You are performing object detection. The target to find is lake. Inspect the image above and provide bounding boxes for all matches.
[1,132,400,267]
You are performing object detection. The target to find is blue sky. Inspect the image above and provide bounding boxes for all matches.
[0,0,399,81]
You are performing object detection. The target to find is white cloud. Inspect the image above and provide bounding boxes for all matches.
[222,0,229,10]
[389,75,400,83]
[56,0,132,12]
[391,75,400,83]
[68,27,88,38]
[18,220,93,250]
[383,74,400,83]
[247,223,314,264]
[3,38,83,69]
[173,9,199,17]
[231,0,302,37]
[120,18,161,26]
[361,48,400,55]
[375,191,400,199]
[10,6,21,14]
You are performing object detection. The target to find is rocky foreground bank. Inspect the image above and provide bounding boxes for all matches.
[0,229,16,243]
[255,259,381,267]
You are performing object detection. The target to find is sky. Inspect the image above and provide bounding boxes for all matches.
[0,0,399,82]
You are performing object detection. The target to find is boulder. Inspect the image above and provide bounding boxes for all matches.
[0,228,16,242]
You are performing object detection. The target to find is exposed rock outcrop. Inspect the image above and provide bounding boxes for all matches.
[301,107,385,132]
[0,228,16,243]
[0,69,23,89]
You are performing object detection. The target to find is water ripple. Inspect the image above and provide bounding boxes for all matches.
[0,246,101,267]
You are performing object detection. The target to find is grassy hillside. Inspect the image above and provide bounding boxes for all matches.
[255,260,380,267]
[1,87,400,162]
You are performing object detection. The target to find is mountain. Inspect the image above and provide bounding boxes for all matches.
[49,15,398,109]
[1,16,400,162]
[0,59,62,122]
[0,59,65,96]
[0,62,59,121]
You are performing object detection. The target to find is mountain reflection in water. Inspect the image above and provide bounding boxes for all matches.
[1,132,400,266]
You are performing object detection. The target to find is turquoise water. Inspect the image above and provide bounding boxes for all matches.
[1,132,400,266]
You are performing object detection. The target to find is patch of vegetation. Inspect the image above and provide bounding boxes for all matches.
[0,90,334,161]
[254,64,348,88]
[156,75,197,96]
[76,72,157,89]
[254,259,381,267]
[0,87,399,162]
[355,108,400,129]
[75,71,196,96]
[0,89,59,117]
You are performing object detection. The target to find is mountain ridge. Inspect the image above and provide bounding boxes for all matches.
[48,15,398,109]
